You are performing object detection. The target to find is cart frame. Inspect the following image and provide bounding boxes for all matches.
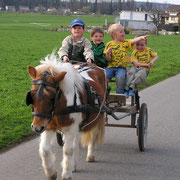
[104,89,148,151]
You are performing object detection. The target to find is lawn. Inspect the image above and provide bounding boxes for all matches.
[0,12,180,151]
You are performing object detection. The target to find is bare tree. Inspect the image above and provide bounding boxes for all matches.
[149,9,161,35]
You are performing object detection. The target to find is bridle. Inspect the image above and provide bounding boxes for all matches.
[26,71,62,132]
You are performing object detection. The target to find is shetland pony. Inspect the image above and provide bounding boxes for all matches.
[26,53,107,180]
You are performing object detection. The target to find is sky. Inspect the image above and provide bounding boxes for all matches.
[135,0,180,5]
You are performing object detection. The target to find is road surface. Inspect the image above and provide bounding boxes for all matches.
[0,74,180,180]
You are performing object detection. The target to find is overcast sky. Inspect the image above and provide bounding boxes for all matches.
[135,0,180,5]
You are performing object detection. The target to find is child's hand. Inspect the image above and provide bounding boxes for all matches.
[106,48,112,62]
[63,56,69,62]
[149,61,154,67]
[141,35,150,41]
[87,58,92,65]
[106,48,112,54]
[144,63,151,68]
[131,35,150,45]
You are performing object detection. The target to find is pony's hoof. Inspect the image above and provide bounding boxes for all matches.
[73,165,77,173]
[86,155,95,162]
[48,171,57,180]
[62,178,72,180]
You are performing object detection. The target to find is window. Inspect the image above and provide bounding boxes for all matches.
[145,14,148,21]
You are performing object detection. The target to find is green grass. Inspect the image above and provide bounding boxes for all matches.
[0,12,180,151]
[0,12,115,30]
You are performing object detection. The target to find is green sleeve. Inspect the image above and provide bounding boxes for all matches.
[92,42,107,68]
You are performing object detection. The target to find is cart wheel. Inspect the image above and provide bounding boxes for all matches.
[137,103,148,151]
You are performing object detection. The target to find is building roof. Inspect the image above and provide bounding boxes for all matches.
[166,5,180,12]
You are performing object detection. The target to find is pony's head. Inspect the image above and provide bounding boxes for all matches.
[26,65,67,133]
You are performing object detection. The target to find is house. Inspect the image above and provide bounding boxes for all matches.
[164,5,180,25]
[61,8,71,14]
[73,10,86,15]
[47,8,57,12]
[5,6,16,12]
[19,6,30,12]
[34,6,46,13]
[115,10,156,31]
[160,5,180,32]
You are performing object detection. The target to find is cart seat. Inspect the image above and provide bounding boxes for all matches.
[108,93,126,106]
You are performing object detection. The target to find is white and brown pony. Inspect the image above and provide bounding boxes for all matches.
[26,54,107,180]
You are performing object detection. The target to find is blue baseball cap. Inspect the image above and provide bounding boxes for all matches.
[70,19,85,28]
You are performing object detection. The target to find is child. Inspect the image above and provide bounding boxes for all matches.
[58,19,94,64]
[103,24,149,94]
[90,27,107,68]
[124,35,158,97]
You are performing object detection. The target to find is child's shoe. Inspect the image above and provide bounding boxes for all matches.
[124,91,129,98]
[129,90,135,97]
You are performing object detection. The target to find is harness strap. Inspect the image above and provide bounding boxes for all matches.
[32,71,57,100]
[83,79,95,106]
[32,80,56,88]
[32,112,52,118]
[61,104,100,114]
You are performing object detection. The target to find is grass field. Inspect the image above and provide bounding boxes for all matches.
[0,13,180,151]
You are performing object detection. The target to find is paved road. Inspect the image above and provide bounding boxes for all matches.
[1,74,180,180]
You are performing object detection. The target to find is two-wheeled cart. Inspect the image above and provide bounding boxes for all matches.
[55,63,148,151]
[104,90,148,151]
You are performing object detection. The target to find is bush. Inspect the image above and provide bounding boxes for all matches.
[125,27,132,34]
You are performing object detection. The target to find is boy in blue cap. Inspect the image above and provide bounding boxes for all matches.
[57,19,94,146]
[58,19,94,64]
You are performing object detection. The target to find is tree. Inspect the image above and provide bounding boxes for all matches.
[110,0,113,15]
[118,0,122,12]
[70,0,74,12]
[126,0,135,11]
[93,0,97,13]
[82,6,90,14]
[145,0,153,11]
[149,9,161,35]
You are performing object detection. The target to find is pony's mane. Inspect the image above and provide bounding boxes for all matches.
[35,52,84,93]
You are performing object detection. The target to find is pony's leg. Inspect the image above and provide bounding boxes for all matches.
[39,131,57,180]
[86,131,96,162]
[72,133,80,172]
[83,114,105,162]
[61,131,75,180]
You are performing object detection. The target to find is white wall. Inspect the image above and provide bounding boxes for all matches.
[119,11,153,22]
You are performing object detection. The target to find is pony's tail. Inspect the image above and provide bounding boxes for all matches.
[81,113,105,147]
